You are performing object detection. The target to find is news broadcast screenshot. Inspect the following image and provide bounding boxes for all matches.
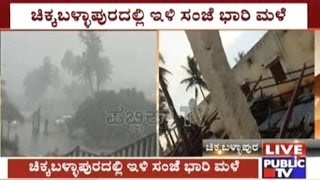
[0,0,319,179]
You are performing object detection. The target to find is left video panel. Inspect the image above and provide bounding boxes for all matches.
[1,31,158,157]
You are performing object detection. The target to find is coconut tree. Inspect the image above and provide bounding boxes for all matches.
[1,80,24,139]
[159,54,171,89]
[234,51,245,63]
[159,53,190,153]
[159,91,175,150]
[180,56,208,103]
[159,54,176,149]
[185,31,260,139]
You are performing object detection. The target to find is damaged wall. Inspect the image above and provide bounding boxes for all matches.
[187,30,315,134]
[233,30,314,102]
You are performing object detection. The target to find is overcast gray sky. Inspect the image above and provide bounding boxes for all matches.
[159,31,267,115]
[1,31,157,102]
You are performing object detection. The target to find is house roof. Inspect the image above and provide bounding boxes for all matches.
[258,89,314,138]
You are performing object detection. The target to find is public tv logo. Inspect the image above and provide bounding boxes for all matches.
[262,143,306,179]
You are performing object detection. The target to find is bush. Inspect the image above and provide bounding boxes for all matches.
[71,88,156,148]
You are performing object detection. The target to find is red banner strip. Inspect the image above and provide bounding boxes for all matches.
[8,159,258,178]
[0,0,319,29]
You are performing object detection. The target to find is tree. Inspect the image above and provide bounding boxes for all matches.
[159,53,176,151]
[185,31,261,139]
[23,57,60,104]
[71,88,155,149]
[63,81,91,110]
[159,91,175,151]
[2,80,24,139]
[61,32,112,94]
[234,51,245,63]
[159,53,171,89]
[159,53,191,154]
[180,56,208,103]
[1,138,21,156]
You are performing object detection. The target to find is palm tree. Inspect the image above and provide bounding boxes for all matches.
[180,56,208,103]
[234,51,245,63]
[1,79,24,139]
[185,31,261,139]
[159,53,190,154]
[159,54,171,89]
[159,53,176,150]
[159,92,175,151]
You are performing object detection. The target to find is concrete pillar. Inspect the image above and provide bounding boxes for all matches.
[185,30,261,139]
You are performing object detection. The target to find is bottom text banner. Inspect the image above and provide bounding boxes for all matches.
[7,159,258,178]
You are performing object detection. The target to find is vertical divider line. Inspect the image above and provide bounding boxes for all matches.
[156,30,160,157]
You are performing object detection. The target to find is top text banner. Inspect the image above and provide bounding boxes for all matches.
[10,3,307,30]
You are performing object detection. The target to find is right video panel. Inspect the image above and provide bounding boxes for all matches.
[159,30,315,156]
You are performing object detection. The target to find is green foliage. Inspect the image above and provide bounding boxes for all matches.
[158,54,176,149]
[63,81,91,110]
[61,32,112,93]
[158,53,171,135]
[159,91,170,135]
[234,51,245,63]
[1,138,21,156]
[2,85,24,122]
[180,56,207,91]
[159,53,171,89]
[23,57,60,103]
[71,88,156,148]
[2,100,24,122]
[180,56,208,101]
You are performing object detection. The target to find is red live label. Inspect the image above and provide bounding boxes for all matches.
[262,143,306,156]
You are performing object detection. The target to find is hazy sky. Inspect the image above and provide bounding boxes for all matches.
[159,31,267,115]
[1,31,157,101]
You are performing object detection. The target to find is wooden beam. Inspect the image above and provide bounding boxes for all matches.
[247,75,263,101]
[252,81,313,104]
[277,64,306,138]
[249,64,314,84]
[258,72,313,90]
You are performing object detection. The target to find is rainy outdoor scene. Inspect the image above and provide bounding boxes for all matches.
[1,31,157,157]
[159,30,315,156]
